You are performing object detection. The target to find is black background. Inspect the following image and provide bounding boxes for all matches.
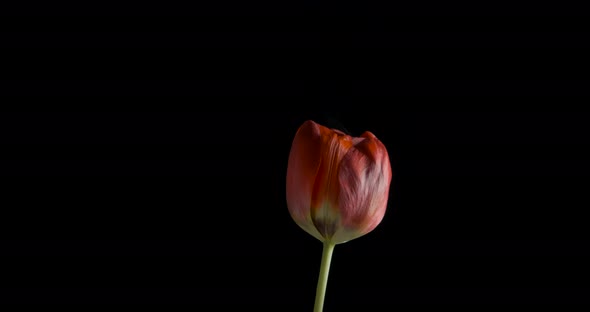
[1,0,590,308]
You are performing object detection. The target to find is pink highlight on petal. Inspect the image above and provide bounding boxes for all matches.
[337,133,392,236]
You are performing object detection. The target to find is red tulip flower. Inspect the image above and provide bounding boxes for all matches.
[286,120,392,311]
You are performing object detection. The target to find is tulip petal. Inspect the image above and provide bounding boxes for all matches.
[332,132,392,244]
[286,120,324,241]
[310,128,354,240]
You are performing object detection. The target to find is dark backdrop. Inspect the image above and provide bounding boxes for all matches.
[1,1,590,308]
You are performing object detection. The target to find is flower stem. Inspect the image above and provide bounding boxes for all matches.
[314,241,335,312]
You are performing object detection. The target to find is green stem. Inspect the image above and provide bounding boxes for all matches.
[314,241,335,312]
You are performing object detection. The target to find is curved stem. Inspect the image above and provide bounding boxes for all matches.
[314,242,335,312]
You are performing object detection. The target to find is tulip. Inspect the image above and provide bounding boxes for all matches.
[286,120,392,312]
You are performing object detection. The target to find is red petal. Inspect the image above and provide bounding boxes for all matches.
[309,126,354,239]
[286,120,324,240]
[335,132,392,240]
